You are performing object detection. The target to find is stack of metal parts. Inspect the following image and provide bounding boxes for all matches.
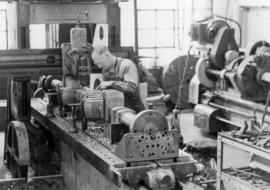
[223,167,270,189]
[230,127,270,149]
[217,131,270,190]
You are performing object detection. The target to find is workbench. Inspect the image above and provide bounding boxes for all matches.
[31,98,135,190]
[217,132,270,190]
[31,98,201,190]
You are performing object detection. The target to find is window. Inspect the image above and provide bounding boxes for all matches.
[137,9,175,48]
[29,24,47,48]
[0,10,7,50]
[120,0,193,68]
[120,0,135,47]
[137,0,178,67]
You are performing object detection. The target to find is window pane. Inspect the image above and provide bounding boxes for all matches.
[0,2,8,9]
[138,48,156,68]
[119,0,133,9]
[137,0,156,9]
[156,11,175,29]
[121,29,135,47]
[193,0,212,9]
[0,11,6,30]
[138,11,155,29]
[156,0,177,9]
[138,29,156,47]
[193,9,212,21]
[139,48,156,57]
[121,10,134,30]
[0,10,7,49]
[0,31,6,49]
[156,29,175,47]
[139,48,183,68]
[29,24,46,48]
[137,0,177,10]
[156,48,181,67]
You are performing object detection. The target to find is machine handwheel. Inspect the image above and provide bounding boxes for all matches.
[16,165,28,178]
[9,156,28,178]
[5,121,30,178]
[248,40,270,55]
[162,55,198,109]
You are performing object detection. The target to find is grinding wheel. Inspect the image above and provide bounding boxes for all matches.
[130,110,168,133]
[162,55,198,108]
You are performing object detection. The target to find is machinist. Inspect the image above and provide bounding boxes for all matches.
[91,44,145,113]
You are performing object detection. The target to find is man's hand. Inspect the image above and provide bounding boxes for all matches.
[95,81,114,90]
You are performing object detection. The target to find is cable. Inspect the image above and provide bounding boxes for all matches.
[176,0,181,49]
[175,46,192,110]
[213,14,242,47]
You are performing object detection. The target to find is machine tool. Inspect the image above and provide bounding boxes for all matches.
[2,22,203,190]
[188,17,270,189]
[188,17,270,134]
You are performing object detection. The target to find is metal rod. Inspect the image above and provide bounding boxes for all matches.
[198,179,216,184]
[251,160,270,174]
[216,93,270,115]
[0,48,61,55]
[0,174,63,182]
[216,116,242,128]
[262,90,270,126]
[206,68,221,76]
[120,111,135,127]
[209,102,252,117]
[133,0,139,55]
[0,64,61,68]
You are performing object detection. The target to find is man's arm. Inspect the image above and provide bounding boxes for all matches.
[111,80,137,94]
[111,59,139,94]
[96,59,139,94]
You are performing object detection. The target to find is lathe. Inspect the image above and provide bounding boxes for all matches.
[188,17,270,190]
[189,17,270,134]
[2,24,203,190]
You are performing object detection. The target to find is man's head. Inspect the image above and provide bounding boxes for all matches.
[91,44,115,70]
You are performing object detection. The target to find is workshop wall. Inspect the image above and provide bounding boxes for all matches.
[213,0,270,49]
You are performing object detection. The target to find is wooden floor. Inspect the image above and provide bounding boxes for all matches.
[168,109,214,143]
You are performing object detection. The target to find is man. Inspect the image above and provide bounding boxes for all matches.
[91,44,145,113]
